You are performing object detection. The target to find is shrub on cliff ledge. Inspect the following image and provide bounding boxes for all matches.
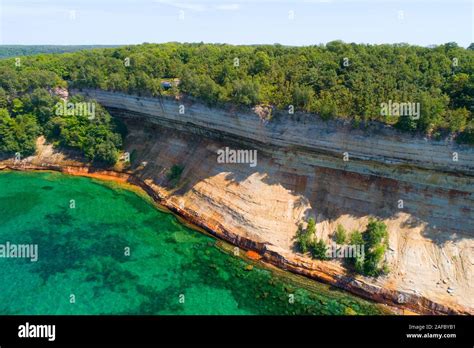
[334,224,347,244]
[347,230,365,273]
[362,218,389,277]
[311,238,329,260]
[295,218,315,253]
[295,218,389,273]
[295,218,329,260]
[295,225,310,253]
[167,164,184,187]
[341,219,390,277]
[346,219,390,277]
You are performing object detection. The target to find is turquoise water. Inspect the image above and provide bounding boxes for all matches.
[0,171,387,315]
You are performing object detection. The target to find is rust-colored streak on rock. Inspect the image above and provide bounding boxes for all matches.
[246,250,262,260]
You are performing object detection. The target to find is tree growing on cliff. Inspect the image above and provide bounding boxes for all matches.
[335,224,347,244]
[348,230,365,273]
[345,219,390,277]
[362,218,389,276]
[295,218,329,260]
[167,164,184,187]
[295,217,316,254]
[295,224,310,253]
[306,217,316,236]
[311,238,329,260]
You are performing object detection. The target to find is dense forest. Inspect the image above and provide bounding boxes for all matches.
[0,58,122,164]
[0,45,118,59]
[0,42,473,164]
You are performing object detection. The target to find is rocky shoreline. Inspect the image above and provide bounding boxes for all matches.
[1,160,469,315]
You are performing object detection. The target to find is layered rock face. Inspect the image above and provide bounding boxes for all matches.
[76,89,474,314]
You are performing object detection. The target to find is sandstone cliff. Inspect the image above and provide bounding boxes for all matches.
[32,89,474,313]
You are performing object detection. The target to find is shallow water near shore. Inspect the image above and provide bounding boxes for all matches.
[0,170,388,315]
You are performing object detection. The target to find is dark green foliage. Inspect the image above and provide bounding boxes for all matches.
[347,230,365,273]
[311,239,329,260]
[45,96,121,165]
[0,45,118,59]
[231,78,261,106]
[361,219,389,277]
[180,71,222,106]
[364,219,388,277]
[295,218,328,260]
[295,224,311,253]
[349,230,364,246]
[306,217,316,235]
[363,244,387,277]
[395,112,419,132]
[345,219,390,277]
[0,73,122,164]
[167,164,184,186]
[250,51,271,75]
[457,121,474,144]
[334,224,347,244]
[295,218,390,272]
[445,108,469,133]
[364,218,389,249]
[0,109,40,156]
[295,218,316,253]
[21,88,58,124]
[0,88,7,109]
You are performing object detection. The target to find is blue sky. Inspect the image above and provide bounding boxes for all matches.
[1,0,472,46]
